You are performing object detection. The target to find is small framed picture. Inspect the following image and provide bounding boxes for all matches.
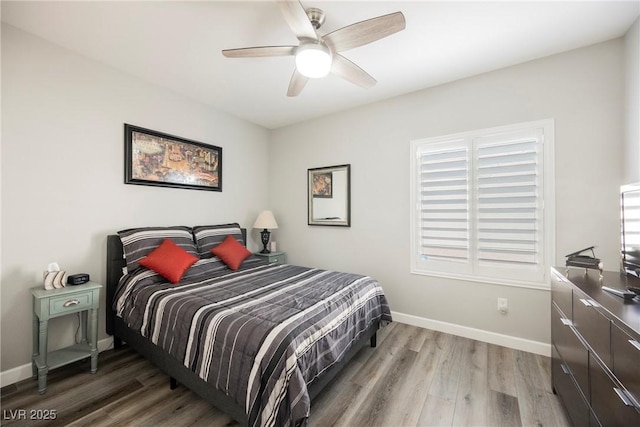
[312,172,332,198]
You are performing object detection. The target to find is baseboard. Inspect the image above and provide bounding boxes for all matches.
[391,311,551,357]
[0,337,114,388]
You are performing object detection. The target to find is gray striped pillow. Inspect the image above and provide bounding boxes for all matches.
[118,226,197,272]
[192,223,244,258]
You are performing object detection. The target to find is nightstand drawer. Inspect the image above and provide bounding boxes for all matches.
[254,252,286,265]
[49,292,92,316]
[270,254,286,264]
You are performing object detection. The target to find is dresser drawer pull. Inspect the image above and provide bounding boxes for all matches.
[63,299,80,307]
[578,298,599,307]
[560,363,571,375]
[614,388,634,406]
[629,340,640,351]
[560,317,572,326]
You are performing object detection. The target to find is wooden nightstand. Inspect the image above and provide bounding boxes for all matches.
[31,281,101,394]
[254,251,286,264]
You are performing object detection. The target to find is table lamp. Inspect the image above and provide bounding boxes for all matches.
[253,210,278,254]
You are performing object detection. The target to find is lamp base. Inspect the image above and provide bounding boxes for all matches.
[260,229,271,254]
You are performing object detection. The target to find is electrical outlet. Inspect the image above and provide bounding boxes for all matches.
[497,298,508,314]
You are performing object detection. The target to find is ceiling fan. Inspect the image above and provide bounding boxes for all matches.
[222,0,406,97]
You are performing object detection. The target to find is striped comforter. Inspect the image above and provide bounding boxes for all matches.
[114,256,391,427]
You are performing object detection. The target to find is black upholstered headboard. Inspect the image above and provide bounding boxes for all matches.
[105,235,125,336]
[105,228,247,336]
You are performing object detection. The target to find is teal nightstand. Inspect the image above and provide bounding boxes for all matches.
[31,281,101,393]
[254,252,286,264]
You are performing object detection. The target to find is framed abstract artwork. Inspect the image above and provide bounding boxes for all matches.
[124,124,222,191]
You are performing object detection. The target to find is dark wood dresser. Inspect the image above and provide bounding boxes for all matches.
[551,267,640,426]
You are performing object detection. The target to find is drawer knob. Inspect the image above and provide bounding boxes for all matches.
[560,317,572,326]
[63,299,80,307]
[560,363,571,375]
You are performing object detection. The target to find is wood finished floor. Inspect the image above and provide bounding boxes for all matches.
[1,323,570,427]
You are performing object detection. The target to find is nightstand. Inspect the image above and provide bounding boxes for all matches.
[31,281,101,394]
[254,251,286,264]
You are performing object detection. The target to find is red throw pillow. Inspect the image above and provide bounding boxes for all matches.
[211,235,252,271]
[138,238,198,284]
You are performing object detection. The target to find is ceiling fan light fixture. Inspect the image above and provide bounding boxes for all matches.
[295,43,332,78]
[221,1,406,96]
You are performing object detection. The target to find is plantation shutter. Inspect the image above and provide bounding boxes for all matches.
[411,120,552,286]
[474,129,545,282]
[416,140,472,275]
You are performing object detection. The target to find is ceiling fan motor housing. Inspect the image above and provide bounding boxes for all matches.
[306,7,326,30]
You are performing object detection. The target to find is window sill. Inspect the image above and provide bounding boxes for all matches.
[410,268,550,291]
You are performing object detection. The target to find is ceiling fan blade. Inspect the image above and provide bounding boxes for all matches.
[322,12,406,53]
[222,46,296,58]
[278,0,318,41]
[287,69,309,97]
[331,54,376,89]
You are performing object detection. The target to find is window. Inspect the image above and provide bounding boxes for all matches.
[410,120,554,288]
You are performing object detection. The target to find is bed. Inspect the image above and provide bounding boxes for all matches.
[105,224,391,427]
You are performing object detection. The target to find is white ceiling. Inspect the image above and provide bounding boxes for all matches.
[2,1,639,129]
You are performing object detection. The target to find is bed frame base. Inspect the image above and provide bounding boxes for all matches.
[106,233,380,425]
[112,316,378,424]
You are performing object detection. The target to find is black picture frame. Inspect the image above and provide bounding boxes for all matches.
[124,124,222,192]
[308,164,351,227]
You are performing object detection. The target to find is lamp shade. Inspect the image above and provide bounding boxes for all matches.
[253,210,279,229]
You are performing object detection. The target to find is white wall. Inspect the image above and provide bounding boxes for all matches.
[269,38,625,351]
[624,18,639,184]
[1,25,270,373]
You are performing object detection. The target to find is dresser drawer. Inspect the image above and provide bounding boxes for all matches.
[590,355,640,426]
[552,345,590,427]
[551,269,573,321]
[552,302,589,399]
[49,292,93,316]
[573,290,612,368]
[612,324,640,409]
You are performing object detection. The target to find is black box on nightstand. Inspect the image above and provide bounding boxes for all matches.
[67,273,90,285]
